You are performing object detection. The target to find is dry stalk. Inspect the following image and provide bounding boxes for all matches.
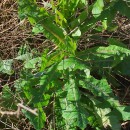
[0,103,38,118]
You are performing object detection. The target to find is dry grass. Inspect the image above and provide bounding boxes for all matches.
[0,0,54,60]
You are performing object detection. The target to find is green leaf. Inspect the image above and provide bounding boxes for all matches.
[92,0,104,17]
[79,76,112,97]
[42,50,64,69]
[115,0,130,18]
[107,24,118,32]
[96,108,111,128]
[76,44,130,70]
[66,78,80,101]
[40,19,65,44]
[0,59,14,75]
[92,45,130,57]
[102,19,107,30]
[60,96,88,129]
[117,106,130,120]
[22,109,46,130]
[18,0,65,46]
[93,98,121,129]
[70,10,88,29]
[2,85,12,99]
[108,116,121,130]
[0,85,16,108]
[72,28,81,37]
[58,76,88,129]
[108,38,127,48]
[113,56,130,76]
[32,24,44,34]
[64,37,77,54]
[57,57,88,70]
[80,6,116,34]
[24,57,41,69]
[15,53,32,61]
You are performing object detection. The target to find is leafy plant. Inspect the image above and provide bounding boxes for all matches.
[1,0,130,129]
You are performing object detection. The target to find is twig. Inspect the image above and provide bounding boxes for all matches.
[0,103,38,117]
[0,120,19,130]
[121,24,130,30]
[47,46,58,55]
[17,103,38,116]
[0,109,18,117]
[121,87,130,103]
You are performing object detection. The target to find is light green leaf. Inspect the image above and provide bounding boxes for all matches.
[15,53,32,61]
[32,24,44,34]
[117,106,130,120]
[72,28,81,37]
[96,108,111,127]
[102,19,107,30]
[0,59,13,75]
[24,57,41,69]
[92,0,104,17]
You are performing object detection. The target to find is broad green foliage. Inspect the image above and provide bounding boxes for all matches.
[1,0,130,130]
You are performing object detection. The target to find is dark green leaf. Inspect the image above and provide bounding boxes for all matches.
[22,109,46,130]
